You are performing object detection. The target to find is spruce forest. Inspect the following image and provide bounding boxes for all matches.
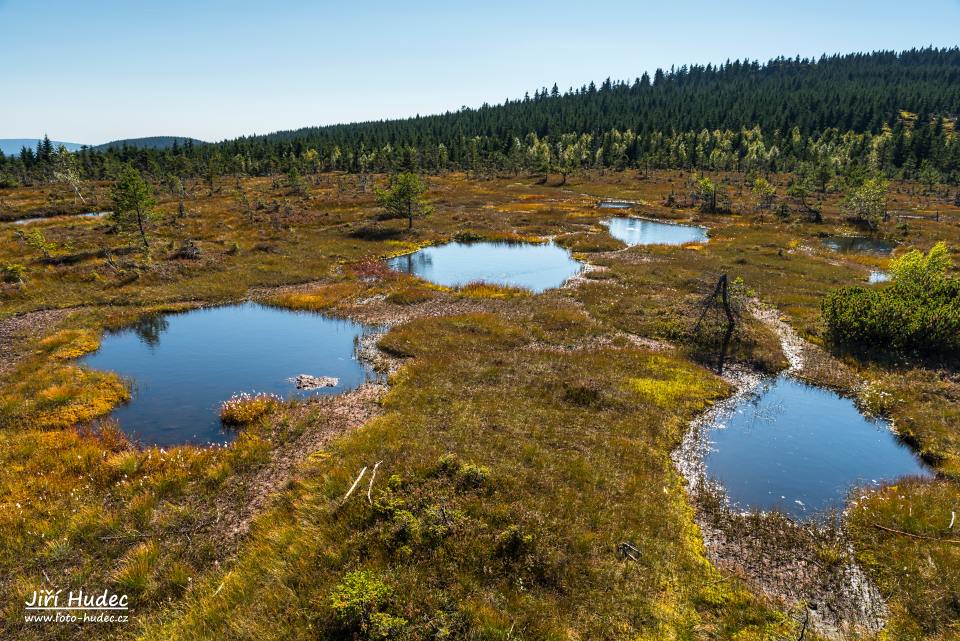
[5,48,960,186]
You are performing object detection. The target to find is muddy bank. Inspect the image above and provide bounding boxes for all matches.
[674,304,887,638]
[211,382,388,550]
[0,308,74,379]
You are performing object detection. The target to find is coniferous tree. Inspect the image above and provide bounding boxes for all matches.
[375,173,432,229]
[111,166,156,250]
[14,48,960,185]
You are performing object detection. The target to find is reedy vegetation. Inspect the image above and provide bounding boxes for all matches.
[1,48,960,641]
[0,168,957,639]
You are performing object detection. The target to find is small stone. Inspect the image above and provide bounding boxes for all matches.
[291,374,339,390]
[172,240,202,260]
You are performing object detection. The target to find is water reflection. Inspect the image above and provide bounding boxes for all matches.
[704,375,931,518]
[605,217,708,246]
[823,236,895,256]
[82,303,380,446]
[387,241,582,293]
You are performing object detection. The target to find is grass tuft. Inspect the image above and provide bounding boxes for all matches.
[219,393,282,426]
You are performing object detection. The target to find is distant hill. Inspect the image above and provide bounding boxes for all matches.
[9,48,959,182]
[0,139,86,156]
[186,47,960,176]
[91,136,206,151]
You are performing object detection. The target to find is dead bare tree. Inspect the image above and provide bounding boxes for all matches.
[692,273,738,374]
[53,146,86,204]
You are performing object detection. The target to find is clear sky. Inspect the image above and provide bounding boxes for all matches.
[2,0,958,144]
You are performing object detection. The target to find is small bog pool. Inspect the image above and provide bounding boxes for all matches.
[704,376,931,518]
[823,236,895,256]
[82,303,379,446]
[868,270,891,284]
[605,217,708,246]
[597,200,635,209]
[387,241,582,293]
[11,211,109,225]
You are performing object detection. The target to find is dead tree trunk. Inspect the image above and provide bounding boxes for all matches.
[692,273,737,374]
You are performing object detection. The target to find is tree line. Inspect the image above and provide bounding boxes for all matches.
[3,48,960,188]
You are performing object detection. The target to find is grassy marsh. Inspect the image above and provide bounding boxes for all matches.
[1,170,959,639]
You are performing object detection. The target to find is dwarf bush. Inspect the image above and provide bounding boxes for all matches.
[822,242,960,354]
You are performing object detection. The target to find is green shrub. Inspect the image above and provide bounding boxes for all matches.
[561,377,605,407]
[822,242,960,354]
[328,571,406,638]
[455,463,490,490]
[367,612,408,640]
[496,525,533,559]
[434,453,461,477]
[1,263,25,283]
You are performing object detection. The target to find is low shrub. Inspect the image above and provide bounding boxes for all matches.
[456,463,490,490]
[1,263,25,283]
[385,283,437,305]
[561,377,605,407]
[556,231,625,253]
[271,282,364,311]
[350,224,405,241]
[822,242,960,355]
[328,571,406,637]
[378,313,528,358]
[0,174,20,188]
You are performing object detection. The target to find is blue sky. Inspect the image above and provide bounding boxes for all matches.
[2,0,958,144]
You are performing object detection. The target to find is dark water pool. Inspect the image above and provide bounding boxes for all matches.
[387,241,582,293]
[605,217,708,246]
[82,303,379,446]
[597,200,635,209]
[823,236,895,256]
[704,376,931,518]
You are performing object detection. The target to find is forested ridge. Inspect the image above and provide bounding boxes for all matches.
[91,136,206,152]
[4,47,960,186]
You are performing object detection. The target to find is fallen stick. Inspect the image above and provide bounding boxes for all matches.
[367,460,383,505]
[872,522,960,545]
[341,466,367,504]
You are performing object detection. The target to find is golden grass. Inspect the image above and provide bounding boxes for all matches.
[627,355,729,410]
[848,478,960,637]
[270,282,366,312]
[140,337,786,640]
[455,281,531,299]
[37,328,100,360]
[1,364,129,429]
[0,170,958,639]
